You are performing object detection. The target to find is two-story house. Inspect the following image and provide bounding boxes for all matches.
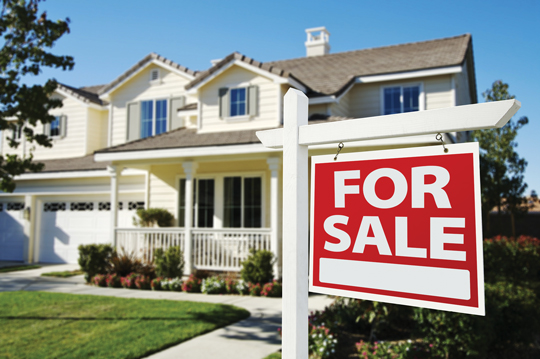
[0,28,477,277]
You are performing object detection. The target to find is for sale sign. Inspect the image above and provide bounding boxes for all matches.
[309,143,484,315]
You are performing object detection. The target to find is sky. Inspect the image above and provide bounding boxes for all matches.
[24,0,540,195]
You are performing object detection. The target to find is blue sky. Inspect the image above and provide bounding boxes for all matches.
[30,0,540,194]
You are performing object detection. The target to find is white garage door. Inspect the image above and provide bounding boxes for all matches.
[38,198,142,264]
[0,201,26,261]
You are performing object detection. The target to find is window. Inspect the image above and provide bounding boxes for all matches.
[178,178,215,228]
[224,176,261,228]
[218,86,258,119]
[11,124,22,141]
[383,85,421,115]
[140,99,167,139]
[43,115,66,138]
[230,88,246,117]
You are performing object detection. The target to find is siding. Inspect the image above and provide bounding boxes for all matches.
[148,164,179,222]
[12,174,145,194]
[424,75,453,110]
[109,65,192,146]
[455,60,472,106]
[199,65,279,133]
[329,91,350,117]
[86,108,108,153]
[1,96,89,160]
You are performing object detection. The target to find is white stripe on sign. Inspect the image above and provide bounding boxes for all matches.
[319,258,471,300]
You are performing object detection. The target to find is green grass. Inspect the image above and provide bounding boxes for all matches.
[263,352,282,359]
[41,269,84,277]
[0,265,41,273]
[0,291,250,359]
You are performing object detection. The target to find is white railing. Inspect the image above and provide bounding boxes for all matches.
[115,227,272,271]
[116,228,185,262]
[192,228,272,271]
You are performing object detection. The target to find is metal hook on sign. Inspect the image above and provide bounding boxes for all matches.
[436,133,448,153]
[334,142,344,161]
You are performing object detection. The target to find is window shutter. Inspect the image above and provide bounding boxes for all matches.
[218,88,229,119]
[169,96,186,130]
[60,115,67,138]
[43,123,50,137]
[127,102,140,141]
[248,86,258,117]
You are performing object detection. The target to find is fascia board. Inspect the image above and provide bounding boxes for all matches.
[94,143,279,162]
[356,66,463,84]
[0,189,144,197]
[55,88,105,110]
[100,59,195,100]
[15,168,145,181]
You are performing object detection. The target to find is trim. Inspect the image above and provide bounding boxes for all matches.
[309,81,355,105]
[0,189,145,197]
[380,82,425,115]
[15,168,146,181]
[107,104,113,147]
[95,143,278,162]
[356,66,462,84]
[55,88,105,110]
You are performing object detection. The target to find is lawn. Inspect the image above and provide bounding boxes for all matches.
[0,265,41,273]
[41,269,84,277]
[0,291,250,359]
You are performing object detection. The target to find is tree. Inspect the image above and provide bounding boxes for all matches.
[471,80,529,237]
[0,0,73,192]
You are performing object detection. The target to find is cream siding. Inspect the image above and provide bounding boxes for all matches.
[349,83,381,118]
[455,60,472,106]
[424,75,454,110]
[1,95,89,160]
[198,65,279,133]
[86,108,108,153]
[329,91,351,117]
[148,164,179,222]
[109,65,193,147]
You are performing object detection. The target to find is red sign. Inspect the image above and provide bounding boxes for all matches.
[309,143,484,315]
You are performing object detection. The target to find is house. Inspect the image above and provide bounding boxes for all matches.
[0,28,477,277]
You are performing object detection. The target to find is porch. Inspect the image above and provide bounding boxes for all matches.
[116,227,274,273]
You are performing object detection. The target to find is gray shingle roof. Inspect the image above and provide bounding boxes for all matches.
[57,83,108,106]
[186,34,472,97]
[38,154,110,172]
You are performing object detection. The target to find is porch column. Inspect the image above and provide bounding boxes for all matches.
[267,157,282,279]
[108,165,119,248]
[23,195,36,263]
[182,162,198,275]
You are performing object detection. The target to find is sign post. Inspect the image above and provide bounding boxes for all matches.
[256,89,520,359]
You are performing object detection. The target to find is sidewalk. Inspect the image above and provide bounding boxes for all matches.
[0,264,333,359]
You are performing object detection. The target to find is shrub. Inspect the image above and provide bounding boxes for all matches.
[135,275,152,290]
[133,208,174,227]
[355,340,433,359]
[201,276,227,294]
[240,249,274,284]
[182,274,201,293]
[78,244,114,282]
[309,323,338,359]
[235,280,249,295]
[248,282,262,296]
[261,280,282,297]
[168,277,183,291]
[151,277,163,291]
[154,246,184,278]
[121,273,138,289]
[106,273,122,288]
[109,248,155,278]
[92,274,107,287]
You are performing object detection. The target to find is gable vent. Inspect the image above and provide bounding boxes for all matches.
[150,69,160,81]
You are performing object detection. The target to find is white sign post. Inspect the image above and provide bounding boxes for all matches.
[256,89,520,359]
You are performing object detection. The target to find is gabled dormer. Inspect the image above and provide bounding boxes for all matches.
[99,53,198,147]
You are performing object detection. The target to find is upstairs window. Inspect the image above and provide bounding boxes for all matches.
[219,86,258,120]
[43,115,67,138]
[383,85,421,115]
[140,99,168,139]
[11,124,22,141]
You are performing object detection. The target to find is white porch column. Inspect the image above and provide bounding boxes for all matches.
[23,195,36,263]
[108,166,119,248]
[183,162,198,275]
[267,157,282,279]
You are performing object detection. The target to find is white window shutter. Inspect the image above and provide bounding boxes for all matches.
[43,123,50,137]
[248,86,258,117]
[60,115,67,138]
[218,88,229,119]
[169,96,186,130]
[127,102,141,141]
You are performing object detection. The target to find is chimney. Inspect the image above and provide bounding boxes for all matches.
[305,27,330,57]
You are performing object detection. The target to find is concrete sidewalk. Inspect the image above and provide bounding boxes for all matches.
[0,264,333,359]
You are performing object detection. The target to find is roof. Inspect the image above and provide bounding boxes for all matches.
[56,83,108,106]
[37,154,110,173]
[98,53,198,96]
[186,34,473,97]
[96,127,262,154]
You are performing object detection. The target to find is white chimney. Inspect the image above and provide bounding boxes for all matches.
[305,27,330,57]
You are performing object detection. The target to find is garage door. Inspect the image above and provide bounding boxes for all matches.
[38,198,142,264]
[0,202,26,261]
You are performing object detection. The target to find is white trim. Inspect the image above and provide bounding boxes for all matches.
[107,103,113,147]
[15,168,146,181]
[308,81,355,105]
[0,189,145,197]
[356,65,462,84]
[100,59,195,100]
[94,143,278,162]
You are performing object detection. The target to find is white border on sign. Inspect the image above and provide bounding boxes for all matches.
[309,142,485,316]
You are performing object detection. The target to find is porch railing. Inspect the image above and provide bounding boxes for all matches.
[115,227,272,271]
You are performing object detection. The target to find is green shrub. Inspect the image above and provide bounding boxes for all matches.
[133,208,174,227]
[78,244,114,282]
[240,249,274,284]
[109,248,145,277]
[182,274,201,292]
[154,246,184,278]
[261,280,282,297]
[201,276,227,294]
